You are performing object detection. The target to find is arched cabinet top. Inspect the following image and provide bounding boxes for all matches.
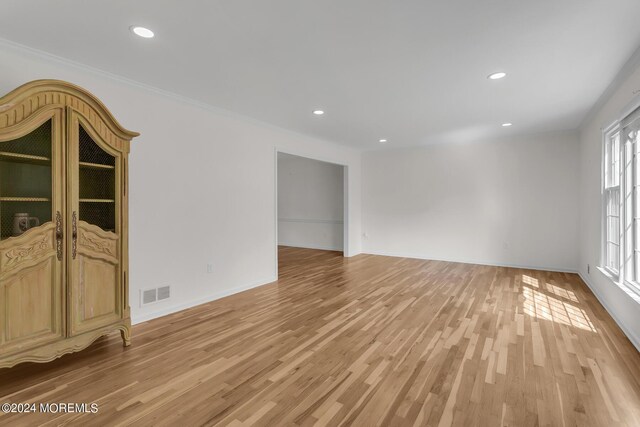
[0,79,139,152]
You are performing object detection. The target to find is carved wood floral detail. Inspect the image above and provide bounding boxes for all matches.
[80,231,116,257]
[3,234,52,270]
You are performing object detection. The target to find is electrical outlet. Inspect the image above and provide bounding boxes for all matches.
[207,264,214,274]
[587,264,590,274]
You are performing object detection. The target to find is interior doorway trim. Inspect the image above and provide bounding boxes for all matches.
[274,148,349,277]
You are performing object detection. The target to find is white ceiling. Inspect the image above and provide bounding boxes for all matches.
[1,1,640,149]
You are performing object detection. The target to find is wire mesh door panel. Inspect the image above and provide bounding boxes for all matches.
[68,118,122,335]
[78,125,117,232]
[0,120,53,240]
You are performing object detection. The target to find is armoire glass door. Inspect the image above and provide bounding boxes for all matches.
[0,114,64,352]
[68,114,122,335]
[78,125,116,232]
[0,120,52,239]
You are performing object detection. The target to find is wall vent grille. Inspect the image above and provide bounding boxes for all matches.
[141,289,157,305]
[141,286,171,306]
[157,286,171,301]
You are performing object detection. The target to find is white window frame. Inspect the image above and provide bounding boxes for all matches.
[601,106,640,299]
[602,123,621,278]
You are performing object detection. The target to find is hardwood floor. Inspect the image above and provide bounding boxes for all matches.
[1,246,639,426]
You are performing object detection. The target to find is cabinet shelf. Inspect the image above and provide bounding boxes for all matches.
[79,161,114,170]
[79,198,115,203]
[0,151,50,165]
[0,197,50,202]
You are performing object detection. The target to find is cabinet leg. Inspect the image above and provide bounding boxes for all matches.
[120,325,131,347]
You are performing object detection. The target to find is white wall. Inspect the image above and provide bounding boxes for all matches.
[579,53,640,351]
[277,153,344,251]
[0,40,362,324]
[362,131,580,272]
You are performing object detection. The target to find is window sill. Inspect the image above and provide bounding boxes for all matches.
[596,266,640,304]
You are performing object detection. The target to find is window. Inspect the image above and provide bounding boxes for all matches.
[603,128,620,274]
[602,105,640,295]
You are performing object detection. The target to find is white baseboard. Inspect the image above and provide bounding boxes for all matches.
[363,250,577,273]
[278,242,343,252]
[578,272,640,353]
[131,275,277,325]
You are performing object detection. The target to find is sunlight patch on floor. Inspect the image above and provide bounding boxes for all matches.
[523,286,596,332]
[522,274,539,288]
[545,282,579,303]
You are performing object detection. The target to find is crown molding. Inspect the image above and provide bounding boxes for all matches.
[0,37,358,154]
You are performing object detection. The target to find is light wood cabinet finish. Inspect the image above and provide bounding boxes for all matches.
[0,80,138,368]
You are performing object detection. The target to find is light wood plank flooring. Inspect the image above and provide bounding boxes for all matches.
[1,246,640,426]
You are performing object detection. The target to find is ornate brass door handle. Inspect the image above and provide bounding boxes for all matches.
[72,211,78,260]
[55,211,63,261]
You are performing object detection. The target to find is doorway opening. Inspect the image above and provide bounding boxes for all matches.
[275,151,348,277]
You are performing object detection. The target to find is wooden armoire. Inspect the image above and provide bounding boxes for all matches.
[0,80,138,369]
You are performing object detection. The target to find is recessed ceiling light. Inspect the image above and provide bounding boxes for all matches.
[379,139,388,143]
[502,123,513,127]
[313,110,325,116]
[131,26,154,38]
[488,72,507,80]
